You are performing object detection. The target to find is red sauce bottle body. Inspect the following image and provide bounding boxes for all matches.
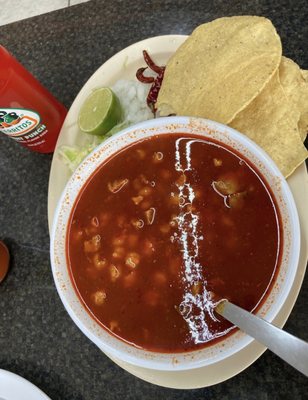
[0,46,67,153]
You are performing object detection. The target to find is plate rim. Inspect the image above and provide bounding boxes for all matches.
[0,369,50,400]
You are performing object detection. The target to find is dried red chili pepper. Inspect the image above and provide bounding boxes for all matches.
[136,51,166,114]
[142,50,164,74]
[136,67,155,84]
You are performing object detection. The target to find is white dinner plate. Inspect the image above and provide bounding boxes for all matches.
[47,35,308,388]
[0,369,50,400]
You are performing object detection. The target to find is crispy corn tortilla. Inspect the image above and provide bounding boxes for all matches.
[301,69,308,120]
[301,69,308,81]
[279,57,308,141]
[230,72,308,177]
[157,16,282,124]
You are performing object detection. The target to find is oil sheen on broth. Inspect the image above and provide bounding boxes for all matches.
[67,133,281,352]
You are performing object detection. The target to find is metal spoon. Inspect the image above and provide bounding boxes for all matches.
[216,300,308,377]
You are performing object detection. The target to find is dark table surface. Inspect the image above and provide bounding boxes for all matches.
[0,0,308,399]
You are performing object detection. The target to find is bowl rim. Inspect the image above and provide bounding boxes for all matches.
[50,116,300,371]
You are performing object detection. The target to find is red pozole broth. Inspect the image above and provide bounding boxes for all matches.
[67,133,281,352]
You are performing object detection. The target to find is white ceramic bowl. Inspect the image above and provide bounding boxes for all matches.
[50,116,300,371]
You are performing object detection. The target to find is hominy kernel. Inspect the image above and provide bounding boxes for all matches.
[131,195,144,205]
[179,196,185,206]
[208,291,215,300]
[214,175,239,195]
[137,219,144,229]
[133,178,142,191]
[136,149,146,159]
[139,174,149,184]
[108,178,129,193]
[72,230,83,242]
[86,267,98,280]
[123,271,137,288]
[185,204,196,213]
[176,174,187,186]
[228,192,246,209]
[117,215,127,228]
[195,189,203,199]
[213,158,222,167]
[112,247,125,260]
[160,224,170,234]
[140,200,152,210]
[154,272,167,285]
[160,169,171,180]
[169,193,180,206]
[139,186,153,197]
[125,252,140,268]
[112,236,125,246]
[92,290,106,305]
[85,226,97,236]
[152,151,164,163]
[192,281,203,296]
[143,239,155,256]
[93,253,107,270]
[91,216,99,227]
[110,265,120,281]
[109,320,119,331]
[169,214,178,227]
[99,212,111,226]
[144,208,156,225]
[131,218,144,229]
[83,235,101,253]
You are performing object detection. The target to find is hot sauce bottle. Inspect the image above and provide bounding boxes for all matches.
[0,45,67,153]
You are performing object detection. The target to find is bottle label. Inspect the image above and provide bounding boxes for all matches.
[0,108,48,146]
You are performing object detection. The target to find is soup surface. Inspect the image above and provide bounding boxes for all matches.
[67,133,281,352]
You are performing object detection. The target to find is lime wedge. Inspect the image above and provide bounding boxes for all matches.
[78,88,123,136]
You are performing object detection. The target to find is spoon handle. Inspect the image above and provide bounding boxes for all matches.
[216,300,308,377]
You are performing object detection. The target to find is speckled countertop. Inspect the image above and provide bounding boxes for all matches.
[0,0,307,399]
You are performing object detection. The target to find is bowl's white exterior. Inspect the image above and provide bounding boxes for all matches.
[50,116,300,371]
